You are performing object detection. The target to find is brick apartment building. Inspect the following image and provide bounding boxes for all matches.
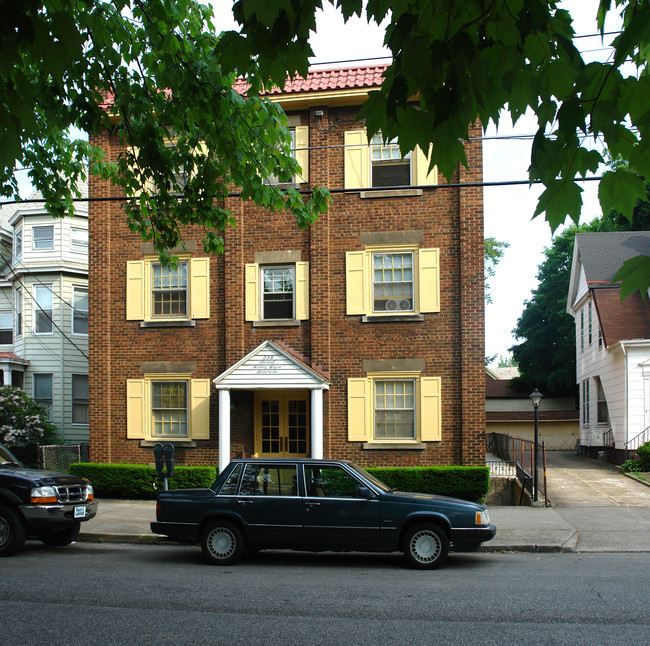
[88,65,485,471]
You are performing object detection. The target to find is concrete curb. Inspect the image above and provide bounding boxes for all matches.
[78,531,577,554]
[623,472,650,488]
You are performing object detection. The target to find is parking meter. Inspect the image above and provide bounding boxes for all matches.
[163,443,175,479]
[153,443,174,490]
[153,443,164,479]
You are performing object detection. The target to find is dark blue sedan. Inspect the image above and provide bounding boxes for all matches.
[151,458,496,569]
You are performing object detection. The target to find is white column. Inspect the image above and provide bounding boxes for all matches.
[2,368,11,386]
[218,389,231,473]
[311,388,324,459]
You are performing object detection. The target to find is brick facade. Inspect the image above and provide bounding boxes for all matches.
[88,69,485,468]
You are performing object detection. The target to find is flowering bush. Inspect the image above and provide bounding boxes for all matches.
[0,386,57,464]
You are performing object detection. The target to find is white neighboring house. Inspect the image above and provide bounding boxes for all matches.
[0,188,89,443]
[567,231,650,462]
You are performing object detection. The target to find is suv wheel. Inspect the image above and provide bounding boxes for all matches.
[38,522,81,547]
[403,523,449,569]
[0,503,27,557]
[201,520,245,565]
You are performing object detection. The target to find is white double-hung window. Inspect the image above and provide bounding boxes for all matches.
[372,251,414,312]
[34,284,53,334]
[151,262,188,318]
[374,379,416,439]
[262,265,295,320]
[152,381,189,438]
[370,134,411,187]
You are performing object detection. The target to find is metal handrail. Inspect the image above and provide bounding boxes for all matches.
[624,425,650,450]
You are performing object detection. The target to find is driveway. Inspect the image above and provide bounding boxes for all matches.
[544,451,650,551]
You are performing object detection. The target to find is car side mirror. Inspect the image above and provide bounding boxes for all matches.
[356,486,375,500]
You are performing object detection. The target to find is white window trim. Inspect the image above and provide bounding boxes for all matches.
[0,309,12,345]
[32,225,54,250]
[33,284,54,336]
[150,260,189,320]
[72,285,89,336]
[373,378,417,441]
[260,264,296,321]
[71,227,89,249]
[15,287,22,338]
[71,373,89,426]
[151,379,190,439]
[371,250,415,314]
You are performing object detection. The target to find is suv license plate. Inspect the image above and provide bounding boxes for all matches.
[74,506,86,519]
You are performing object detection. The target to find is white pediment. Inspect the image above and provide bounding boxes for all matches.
[213,341,329,390]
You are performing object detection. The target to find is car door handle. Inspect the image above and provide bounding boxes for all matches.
[305,502,320,508]
[237,499,254,505]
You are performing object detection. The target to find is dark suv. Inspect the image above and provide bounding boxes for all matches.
[0,443,97,556]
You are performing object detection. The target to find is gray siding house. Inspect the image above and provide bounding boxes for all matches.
[0,188,89,443]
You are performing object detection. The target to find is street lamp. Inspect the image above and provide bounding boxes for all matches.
[529,388,543,501]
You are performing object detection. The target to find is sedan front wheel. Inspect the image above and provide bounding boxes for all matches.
[201,520,245,565]
[403,523,449,569]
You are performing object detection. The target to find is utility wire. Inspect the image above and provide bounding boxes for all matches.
[2,263,89,360]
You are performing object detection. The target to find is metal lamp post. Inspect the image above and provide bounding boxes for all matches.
[529,388,543,501]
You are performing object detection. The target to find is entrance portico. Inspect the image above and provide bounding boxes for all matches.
[213,341,330,472]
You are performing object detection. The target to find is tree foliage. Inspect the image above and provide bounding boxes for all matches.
[2,1,650,293]
[511,189,650,395]
[485,237,510,305]
[1,0,329,257]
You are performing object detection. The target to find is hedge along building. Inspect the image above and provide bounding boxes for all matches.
[88,65,485,472]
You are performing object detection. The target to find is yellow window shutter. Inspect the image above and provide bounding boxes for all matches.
[190,379,211,440]
[344,129,370,189]
[294,126,309,183]
[345,251,368,315]
[348,378,370,442]
[420,377,442,441]
[296,261,309,320]
[126,261,145,320]
[190,257,210,319]
[245,263,259,321]
[413,145,438,186]
[126,379,146,439]
[418,248,440,313]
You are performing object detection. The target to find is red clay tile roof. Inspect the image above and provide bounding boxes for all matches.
[592,287,650,346]
[233,64,388,96]
[100,65,387,108]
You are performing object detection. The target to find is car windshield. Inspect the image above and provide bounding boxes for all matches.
[346,462,392,493]
[0,443,22,466]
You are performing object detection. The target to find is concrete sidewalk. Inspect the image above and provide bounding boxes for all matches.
[76,452,650,553]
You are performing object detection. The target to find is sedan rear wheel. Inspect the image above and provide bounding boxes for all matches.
[0,504,27,557]
[403,523,449,569]
[201,521,244,565]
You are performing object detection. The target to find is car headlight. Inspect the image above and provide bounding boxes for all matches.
[86,484,94,501]
[30,486,59,504]
[475,509,490,526]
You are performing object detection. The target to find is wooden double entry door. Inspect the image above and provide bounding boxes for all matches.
[254,392,309,458]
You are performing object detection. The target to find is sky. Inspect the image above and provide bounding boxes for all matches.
[211,0,620,363]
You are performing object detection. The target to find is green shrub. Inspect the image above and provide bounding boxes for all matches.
[621,459,644,473]
[69,463,216,499]
[636,441,650,470]
[366,465,490,503]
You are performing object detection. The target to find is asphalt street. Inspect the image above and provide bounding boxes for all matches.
[3,543,648,646]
